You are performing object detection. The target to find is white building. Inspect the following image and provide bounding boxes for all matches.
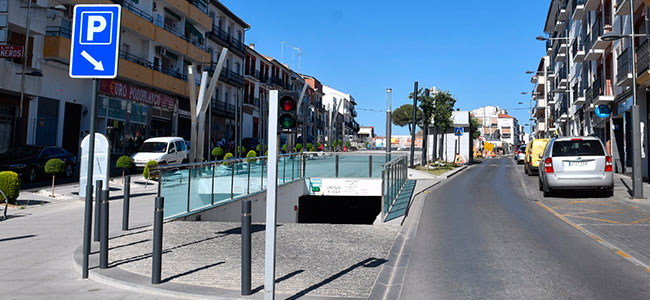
[322,85,358,144]
[471,106,521,151]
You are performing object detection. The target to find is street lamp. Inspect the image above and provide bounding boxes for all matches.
[15,3,66,146]
[598,1,643,199]
[386,88,392,158]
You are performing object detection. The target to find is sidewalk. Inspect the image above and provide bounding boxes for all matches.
[0,176,168,300]
[520,171,650,273]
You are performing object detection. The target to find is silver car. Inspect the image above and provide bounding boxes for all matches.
[538,137,614,197]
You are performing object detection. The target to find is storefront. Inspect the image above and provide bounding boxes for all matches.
[96,80,176,155]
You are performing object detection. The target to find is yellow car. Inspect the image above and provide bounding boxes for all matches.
[524,138,550,175]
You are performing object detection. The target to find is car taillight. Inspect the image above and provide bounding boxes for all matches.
[605,156,612,172]
[544,157,554,173]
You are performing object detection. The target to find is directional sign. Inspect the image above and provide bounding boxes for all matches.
[454,127,464,136]
[69,4,121,78]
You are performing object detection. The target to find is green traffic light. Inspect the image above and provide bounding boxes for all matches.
[279,114,296,129]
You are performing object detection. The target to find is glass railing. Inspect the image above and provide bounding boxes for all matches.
[158,152,400,219]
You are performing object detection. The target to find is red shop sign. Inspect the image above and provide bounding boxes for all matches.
[99,80,176,110]
[0,45,23,58]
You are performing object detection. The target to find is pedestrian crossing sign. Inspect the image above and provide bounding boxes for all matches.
[454,127,464,136]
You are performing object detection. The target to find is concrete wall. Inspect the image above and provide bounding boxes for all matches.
[179,179,309,223]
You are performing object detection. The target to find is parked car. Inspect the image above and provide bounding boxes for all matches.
[538,137,613,197]
[131,137,188,168]
[515,144,527,164]
[0,145,77,182]
[524,138,550,175]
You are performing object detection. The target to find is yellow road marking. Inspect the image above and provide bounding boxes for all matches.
[631,216,650,225]
[536,202,584,231]
[561,208,622,216]
[616,250,631,259]
[561,215,621,224]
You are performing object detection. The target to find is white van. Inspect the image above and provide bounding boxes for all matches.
[131,137,188,167]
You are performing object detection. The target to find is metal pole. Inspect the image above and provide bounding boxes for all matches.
[386,88,392,161]
[264,90,280,299]
[211,164,215,205]
[231,163,235,199]
[544,56,549,137]
[411,82,418,168]
[93,180,101,242]
[122,175,130,231]
[15,0,32,147]
[630,0,644,199]
[335,154,339,177]
[187,167,192,212]
[152,196,164,284]
[82,180,93,279]
[247,163,251,194]
[241,200,252,295]
[369,155,373,178]
[99,188,109,269]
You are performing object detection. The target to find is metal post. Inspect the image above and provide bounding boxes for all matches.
[335,154,339,177]
[152,196,164,284]
[99,189,109,269]
[381,169,385,220]
[261,158,265,189]
[264,90,280,299]
[630,0,644,199]
[247,163,251,194]
[543,56,549,137]
[369,155,373,178]
[82,182,92,279]
[93,180,101,242]
[187,167,192,212]
[241,200,252,295]
[411,82,418,168]
[231,163,235,199]
[211,164,215,205]
[122,176,130,231]
[283,156,286,182]
[386,89,392,161]
[291,155,295,180]
[15,0,32,147]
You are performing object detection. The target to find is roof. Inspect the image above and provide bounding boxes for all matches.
[498,113,515,119]
[211,0,250,29]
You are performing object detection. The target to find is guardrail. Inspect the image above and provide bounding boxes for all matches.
[381,155,408,218]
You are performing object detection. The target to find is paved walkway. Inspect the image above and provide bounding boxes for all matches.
[519,162,650,274]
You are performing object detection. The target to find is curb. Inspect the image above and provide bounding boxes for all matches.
[441,165,468,179]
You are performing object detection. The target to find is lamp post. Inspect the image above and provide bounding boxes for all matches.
[386,88,392,160]
[537,26,570,137]
[600,3,643,198]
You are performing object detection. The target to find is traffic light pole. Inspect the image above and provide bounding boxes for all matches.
[264,90,279,300]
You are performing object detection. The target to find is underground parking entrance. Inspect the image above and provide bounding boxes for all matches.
[297,195,381,225]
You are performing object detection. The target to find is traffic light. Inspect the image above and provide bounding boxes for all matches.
[278,91,298,133]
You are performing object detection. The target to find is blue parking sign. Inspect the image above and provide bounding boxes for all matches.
[69,5,121,78]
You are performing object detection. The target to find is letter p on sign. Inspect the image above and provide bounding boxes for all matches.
[79,11,113,45]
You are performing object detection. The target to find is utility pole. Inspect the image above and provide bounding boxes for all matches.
[15,0,33,146]
[410,81,418,168]
[421,88,430,165]
[386,88,392,159]
[630,0,643,199]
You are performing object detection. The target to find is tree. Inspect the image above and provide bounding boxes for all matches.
[116,155,134,183]
[392,104,423,135]
[223,153,234,165]
[470,116,482,140]
[143,160,159,180]
[0,171,20,205]
[211,147,224,160]
[295,143,303,152]
[246,150,257,163]
[431,91,456,132]
[45,158,65,197]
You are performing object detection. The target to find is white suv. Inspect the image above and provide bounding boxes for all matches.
[131,137,189,167]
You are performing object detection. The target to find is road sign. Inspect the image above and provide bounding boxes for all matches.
[595,105,611,118]
[484,142,494,152]
[69,4,121,78]
[455,127,464,136]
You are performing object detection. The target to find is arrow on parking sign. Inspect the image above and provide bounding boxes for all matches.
[80,50,104,71]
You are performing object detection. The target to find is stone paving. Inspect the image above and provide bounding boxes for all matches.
[106,221,399,298]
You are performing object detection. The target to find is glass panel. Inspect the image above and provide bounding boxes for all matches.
[246,158,263,194]
[304,153,336,178]
[338,155,369,178]
[189,165,213,211]
[231,160,249,198]
[372,155,387,178]
[213,163,233,204]
[161,168,189,218]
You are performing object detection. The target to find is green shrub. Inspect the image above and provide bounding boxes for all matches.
[116,155,134,182]
[332,141,337,148]
[246,150,257,162]
[346,141,351,148]
[0,171,20,204]
[316,142,322,151]
[306,143,313,150]
[211,147,224,160]
[45,158,65,174]
[265,150,269,156]
[309,146,316,152]
[237,146,247,157]
[295,143,303,152]
[143,160,159,179]
[223,153,234,165]
[282,144,287,153]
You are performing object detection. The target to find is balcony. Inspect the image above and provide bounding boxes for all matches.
[208,26,247,57]
[218,68,245,87]
[572,0,587,20]
[557,67,569,89]
[572,37,585,61]
[584,22,605,60]
[546,39,554,56]
[590,18,612,51]
[534,75,546,93]
[572,83,586,105]
[558,39,569,55]
[547,64,557,78]
[245,69,260,82]
[43,26,71,62]
[616,47,634,86]
[638,40,650,85]
[558,0,569,21]
[213,100,236,117]
[536,121,547,134]
[589,77,615,105]
[555,19,566,32]
[534,99,546,117]
[585,0,600,10]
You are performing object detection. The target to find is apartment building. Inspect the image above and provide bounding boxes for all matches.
[471,106,521,150]
[302,74,327,145]
[535,0,650,179]
[322,85,358,145]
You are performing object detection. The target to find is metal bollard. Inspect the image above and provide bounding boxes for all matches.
[335,154,340,177]
[122,175,131,231]
[241,200,252,295]
[99,188,109,269]
[94,180,102,242]
[152,196,164,284]
[82,183,93,279]
[369,155,373,178]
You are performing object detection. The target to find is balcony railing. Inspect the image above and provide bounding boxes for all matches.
[617,47,632,83]
[637,40,650,75]
[589,19,601,50]
[119,50,154,69]
[572,83,584,100]
[572,0,586,6]
[189,0,209,15]
[45,26,71,39]
[209,26,246,55]
[116,0,153,22]
[213,100,236,114]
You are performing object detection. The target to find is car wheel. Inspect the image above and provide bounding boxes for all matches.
[524,165,528,175]
[28,167,37,182]
[527,166,534,176]
[538,177,543,191]
[65,164,74,177]
[543,189,552,197]
[604,188,614,197]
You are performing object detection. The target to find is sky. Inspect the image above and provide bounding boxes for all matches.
[222,0,549,136]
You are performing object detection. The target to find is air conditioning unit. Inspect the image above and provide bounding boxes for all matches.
[155,46,166,56]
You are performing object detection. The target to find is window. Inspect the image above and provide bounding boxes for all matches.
[175,141,185,151]
[552,140,605,157]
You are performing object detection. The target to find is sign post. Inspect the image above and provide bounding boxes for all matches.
[264,90,280,299]
[69,4,121,279]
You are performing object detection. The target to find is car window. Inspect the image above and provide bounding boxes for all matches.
[139,142,167,153]
[552,140,605,157]
[168,142,176,152]
[51,148,65,156]
[40,148,53,158]
[175,141,185,151]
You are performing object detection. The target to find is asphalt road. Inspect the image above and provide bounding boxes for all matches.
[399,157,650,300]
